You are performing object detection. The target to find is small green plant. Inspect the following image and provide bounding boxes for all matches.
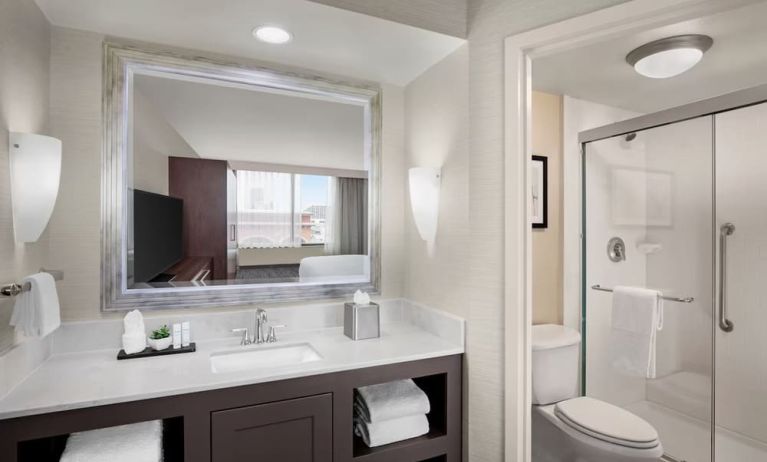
[150,325,171,340]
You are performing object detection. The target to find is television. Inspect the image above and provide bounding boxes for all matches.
[133,189,183,283]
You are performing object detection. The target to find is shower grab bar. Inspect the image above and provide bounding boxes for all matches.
[718,223,735,332]
[591,285,694,303]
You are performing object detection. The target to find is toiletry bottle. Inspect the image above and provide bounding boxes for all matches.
[172,323,182,349]
[181,321,191,347]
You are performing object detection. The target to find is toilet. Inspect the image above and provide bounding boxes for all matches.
[531,324,663,462]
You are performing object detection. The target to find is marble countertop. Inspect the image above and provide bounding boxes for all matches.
[0,323,463,420]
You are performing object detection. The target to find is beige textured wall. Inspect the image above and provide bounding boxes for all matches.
[465,1,630,460]
[404,45,470,319]
[308,0,467,38]
[47,27,406,321]
[531,92,563,325]
[0,0,51,352]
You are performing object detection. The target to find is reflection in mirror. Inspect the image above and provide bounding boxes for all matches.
[128,73,370,289]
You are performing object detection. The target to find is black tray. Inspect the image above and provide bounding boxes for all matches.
[117,342,196,360]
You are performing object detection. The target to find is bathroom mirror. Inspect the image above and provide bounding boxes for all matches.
[103,43,380,310]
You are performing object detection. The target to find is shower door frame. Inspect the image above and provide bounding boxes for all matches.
[578,83,767,462]
[503,1,767,461]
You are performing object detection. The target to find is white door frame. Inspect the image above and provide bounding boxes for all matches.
[502,0,762,460]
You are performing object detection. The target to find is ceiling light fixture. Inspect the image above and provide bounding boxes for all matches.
[626,34,713,79]
[252,26,292,45]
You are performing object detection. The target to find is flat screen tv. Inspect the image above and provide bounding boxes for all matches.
[133,189,183,283]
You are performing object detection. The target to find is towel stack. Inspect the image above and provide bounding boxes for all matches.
[353,379,431,448]
[60,420,163,462]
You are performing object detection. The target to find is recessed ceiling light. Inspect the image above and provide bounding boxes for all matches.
[252,26,292,45]
[626,35,713,79]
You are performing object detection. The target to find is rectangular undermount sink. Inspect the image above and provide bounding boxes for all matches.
[210,343,323,374]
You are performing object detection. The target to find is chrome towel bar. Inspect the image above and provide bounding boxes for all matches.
[591,284,694,303]
[0,268,64,297]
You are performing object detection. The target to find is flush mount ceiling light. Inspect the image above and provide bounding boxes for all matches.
[626,34,713,79]
[252,26,292,44]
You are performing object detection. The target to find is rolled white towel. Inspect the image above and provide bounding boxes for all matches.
[60,420,162,462]
[354,414,429,447]
[354,379,430,423]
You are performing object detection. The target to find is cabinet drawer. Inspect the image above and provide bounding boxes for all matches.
[212,393,332,462]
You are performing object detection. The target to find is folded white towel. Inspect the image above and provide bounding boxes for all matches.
[9,272,60,337]
[121,333,147,355]
[354,379,430,423]
[60,420,162,462]
[354,414,429,447]
[609,286,664,379]
[122,310,147,354]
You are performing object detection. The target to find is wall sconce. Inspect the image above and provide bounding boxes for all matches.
[9,132,62,242]
[408,167,441,244]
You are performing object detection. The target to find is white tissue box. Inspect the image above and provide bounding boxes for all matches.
[344,302,380,340]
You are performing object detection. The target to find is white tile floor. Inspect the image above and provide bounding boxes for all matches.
[626,401,767,462]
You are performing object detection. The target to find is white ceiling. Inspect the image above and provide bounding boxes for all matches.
[533,1,767,113]
[134,74,365,170]
[35,0,465,86]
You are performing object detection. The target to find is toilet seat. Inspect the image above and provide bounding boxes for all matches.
[554,397,660,449]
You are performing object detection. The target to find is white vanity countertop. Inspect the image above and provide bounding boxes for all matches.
[0,322,463,420]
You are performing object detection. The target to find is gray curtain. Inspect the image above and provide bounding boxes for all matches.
[325,177,368,255]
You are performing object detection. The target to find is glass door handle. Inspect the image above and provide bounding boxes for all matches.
[718,223,736,333]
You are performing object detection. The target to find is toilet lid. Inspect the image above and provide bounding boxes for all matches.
[555,397,659,449]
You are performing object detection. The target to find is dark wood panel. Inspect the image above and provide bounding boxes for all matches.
[0,355,463,462]
[212,394,332,462]
[166,257,212,282]
[169,157,228,280]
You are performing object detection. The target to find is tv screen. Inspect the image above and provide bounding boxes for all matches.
[133,189,183,283]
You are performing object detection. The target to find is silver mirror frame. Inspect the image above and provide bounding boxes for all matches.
[102,43,381,311]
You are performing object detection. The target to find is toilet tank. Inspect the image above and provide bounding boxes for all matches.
[531,324,581,405]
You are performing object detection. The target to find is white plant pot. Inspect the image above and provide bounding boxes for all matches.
[147,336,172,351]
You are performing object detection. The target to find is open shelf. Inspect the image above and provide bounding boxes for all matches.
[16,417,183,462]
[420,456,447,462]
[352,372,449,460]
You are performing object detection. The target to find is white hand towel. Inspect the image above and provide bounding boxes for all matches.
[354,414,429,447]
[609,286,664,379]
[9,272,60,337]
[121,333,147,355]
[122,309,147,354]
[354,379,430,423]
[60,420,162,462]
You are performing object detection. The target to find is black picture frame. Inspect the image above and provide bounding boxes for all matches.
[531,155,548,229]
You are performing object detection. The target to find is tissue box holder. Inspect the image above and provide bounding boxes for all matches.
[344,302,380,340]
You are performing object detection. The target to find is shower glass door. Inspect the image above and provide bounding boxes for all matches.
[714,101,767,461]
[582,115,714,462]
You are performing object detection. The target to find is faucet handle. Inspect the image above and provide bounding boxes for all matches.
[231,328,250,345]
[267,324,286,343]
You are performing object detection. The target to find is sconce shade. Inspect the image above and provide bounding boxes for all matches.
[9,132,62,242]
[408,167,441,244]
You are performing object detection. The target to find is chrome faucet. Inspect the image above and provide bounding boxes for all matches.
[254,308,268,344]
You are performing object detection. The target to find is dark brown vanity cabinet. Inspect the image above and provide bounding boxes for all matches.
[212,394,332,462]
[0,355,462,462]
